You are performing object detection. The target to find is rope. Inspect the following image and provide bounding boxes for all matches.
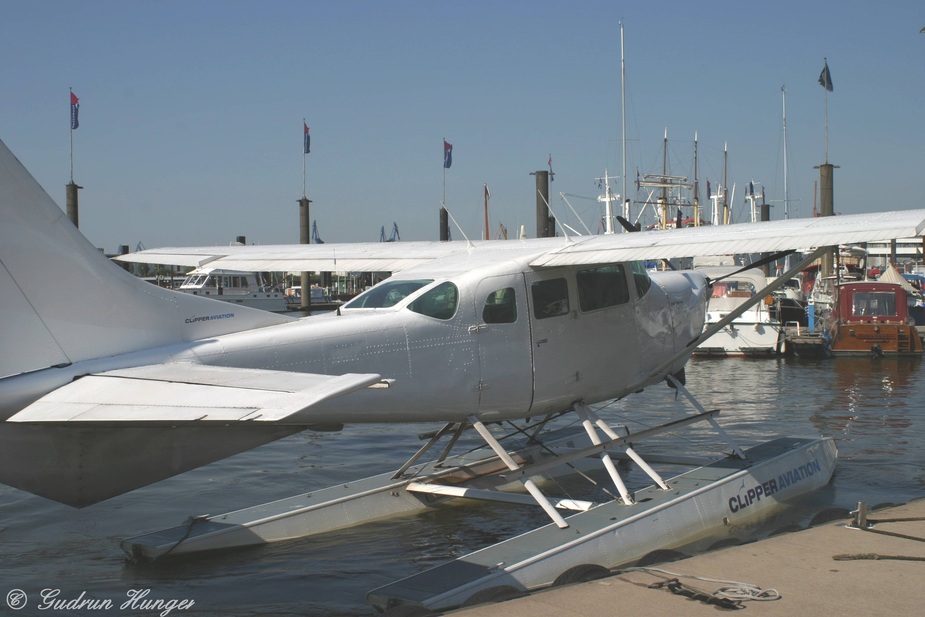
[159,514,210,558]
[834,553,925,562]
[620,566,781,603]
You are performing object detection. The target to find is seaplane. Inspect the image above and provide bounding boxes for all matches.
[2,135,925,612]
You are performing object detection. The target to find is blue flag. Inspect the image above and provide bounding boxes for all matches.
[443,140,452,169]
[303,122,311,154]
[70,91,79,130]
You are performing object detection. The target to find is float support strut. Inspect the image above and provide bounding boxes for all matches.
[469,416,569,528]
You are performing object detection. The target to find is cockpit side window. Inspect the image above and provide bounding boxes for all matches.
[631,261,652,298]
[482,287,517,324]
[408,282,459,320]
[577,265,629,312]
[345,279,434,309]
[531,278,569,319]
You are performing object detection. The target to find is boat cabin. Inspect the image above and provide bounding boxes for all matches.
[178,267,288,312]
[829,282,922,355]
[179,268,276,296]
[838,282,911,324]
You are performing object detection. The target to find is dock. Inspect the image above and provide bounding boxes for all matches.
[446,497,925,616]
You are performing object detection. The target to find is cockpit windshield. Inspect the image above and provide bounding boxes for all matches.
[344,279,434,309]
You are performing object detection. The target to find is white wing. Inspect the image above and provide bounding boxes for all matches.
[1,364,386,507]
[9,364,384,424]
[115,210,925,272]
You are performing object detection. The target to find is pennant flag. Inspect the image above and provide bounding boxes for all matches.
[485,183,491,199]
[303,122,311,154]
[70,90,79,130]
[548,154,554,181]
[818,59,833,92]
[706,180,711,197]
[443,140,453,168]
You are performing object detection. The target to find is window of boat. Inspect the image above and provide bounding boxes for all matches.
[482,287,517,324]
[631,261,652,298]
[852,291,896,317]
[713,281,756,298]
[344,279,434,309]
[577,265,629,312]
[408,282,459,320]
[531,278,569,319]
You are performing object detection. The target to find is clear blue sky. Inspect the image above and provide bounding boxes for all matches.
[2,0,923,252]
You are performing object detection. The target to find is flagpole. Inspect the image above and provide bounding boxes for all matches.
[69,87,74,183]
[442,137,446,212]
[483,184,490,240]
[302,119,306,198]
[442,138,447,241]
[822,58,829,164]
[824,80,829,164]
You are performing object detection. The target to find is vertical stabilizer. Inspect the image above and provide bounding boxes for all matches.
[0,138,291,379]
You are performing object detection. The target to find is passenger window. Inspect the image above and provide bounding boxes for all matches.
[577,265,629,312]
[632,261,652,298]
[531,278,569,319]
[408,282,459,320]
[482,287,517,324]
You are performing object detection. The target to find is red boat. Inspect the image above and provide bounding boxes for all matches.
[828,281,923,356]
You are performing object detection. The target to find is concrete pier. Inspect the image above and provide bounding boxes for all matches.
[447,498,925,616]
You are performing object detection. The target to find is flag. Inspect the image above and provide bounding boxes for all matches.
[303,122,311,154]
[443,140,452,168]
[484,183,491,199]
[818,59,833,92]
[548,154,554,181]
[706,180,711,197]
[70,90,79,130]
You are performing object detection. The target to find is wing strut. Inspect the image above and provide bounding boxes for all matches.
[651,246,830,382]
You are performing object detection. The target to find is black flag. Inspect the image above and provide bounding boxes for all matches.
[818,59,833,92]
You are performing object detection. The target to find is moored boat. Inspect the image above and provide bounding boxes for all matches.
[828,280,922,356]
[178,267,289,313]
[695,266,783,357]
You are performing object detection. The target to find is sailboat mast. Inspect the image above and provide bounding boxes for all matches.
[620,22,628,226]
[693,131,699,226]
[603,171,615,234]
[782,85,790,221]
[722,141,729,224]
[661,128,668,229]
[483,183,490,241]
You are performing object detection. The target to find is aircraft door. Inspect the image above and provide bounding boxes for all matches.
[473,275,533,419]
[526,265,639,414]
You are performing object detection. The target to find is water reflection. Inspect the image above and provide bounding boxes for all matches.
[809,357,918,447]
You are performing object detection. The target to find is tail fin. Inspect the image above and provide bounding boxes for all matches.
[0,138,290,380]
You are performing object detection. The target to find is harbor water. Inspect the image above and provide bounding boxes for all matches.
[1,356,923,616]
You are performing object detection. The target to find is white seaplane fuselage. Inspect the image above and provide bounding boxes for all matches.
[0,252,707,426]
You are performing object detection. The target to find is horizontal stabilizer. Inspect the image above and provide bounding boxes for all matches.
[8,364,384,424]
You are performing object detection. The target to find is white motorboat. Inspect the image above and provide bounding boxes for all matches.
[178,267,289,313]
[695,266,783,356]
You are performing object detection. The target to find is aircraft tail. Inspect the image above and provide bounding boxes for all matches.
[0,137,290,380]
